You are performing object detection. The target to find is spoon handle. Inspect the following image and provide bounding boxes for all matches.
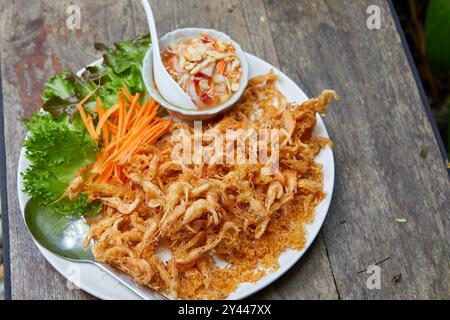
[94,262,168,300]
[140,0,161,62]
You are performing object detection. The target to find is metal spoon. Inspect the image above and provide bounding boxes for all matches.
[140,0,197,110]
[24,197,168,300]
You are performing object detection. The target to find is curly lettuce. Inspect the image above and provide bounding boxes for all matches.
[22,113,98,215]
[22,33,151,216]
[42,33,150,117]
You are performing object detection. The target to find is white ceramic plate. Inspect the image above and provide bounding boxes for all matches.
[17,53,335,300]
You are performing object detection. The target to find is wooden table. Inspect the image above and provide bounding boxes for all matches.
[1,0,449,300]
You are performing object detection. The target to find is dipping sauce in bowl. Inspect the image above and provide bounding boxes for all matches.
[161,33,242,110]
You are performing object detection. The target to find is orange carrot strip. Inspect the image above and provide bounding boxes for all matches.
[91,92,169,178]
[117,95,126,140]
[79,89,97,106]
[78,104,99,143]
[129,101,158,135]
[122,84,134,102]
[96,98,109,148]
[102,105,155,154]
[132,124,170,154]
[123,93,140,132]
[128,99,154,131]
[103,120,148,154]
[99,121,156,170]
[123,125,171,163]
[87,116,99,142]
[95,164,114,184]
[95,103,120,136]
[120,125,155,159]
[107,122,118,134]
[121,122,171,163]
[99,125,150,169]
[77,104,93,135]
[144,122,172,144]
[114,165,124,184]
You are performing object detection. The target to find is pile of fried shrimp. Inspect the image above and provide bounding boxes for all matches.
[82,71,339,299]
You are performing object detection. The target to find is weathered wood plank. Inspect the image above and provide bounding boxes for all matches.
[264,0,450,299]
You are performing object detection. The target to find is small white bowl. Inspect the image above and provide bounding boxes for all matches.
[142,28,249,120]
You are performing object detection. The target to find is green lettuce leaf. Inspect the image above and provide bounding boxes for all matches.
[42,33,150,118]
[100,33,150,74]
[24,33,151,216]
[42,70,98,117]
[42,71,75,101]
[22,113,99,215]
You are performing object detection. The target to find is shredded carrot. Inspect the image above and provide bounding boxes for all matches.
[123,93,140,131]
[94,164,114,184]
[78,87,172,184]
[76,89,100,144]
[96,98,109,148]
[78,105,99,144]
[122,84,134,102]
[117,96,126,140]
[107,122,118,134]
[95,103,120,136]
[121,121,172,163]
[114,165,124,184]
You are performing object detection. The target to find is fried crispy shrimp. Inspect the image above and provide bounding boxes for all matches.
[65,176,84,200]
[249,197,266,218]
[206,189,221,208]
[284,170,298,194]
[165,182,192,212]
[191,181,212,196]
[127,172,163,208]
[157,201,187,238]
[265,181,284,209]
[149,154,160,178]
[128,173,162,196]
[85,71,338,300]
[175,222,239,264]
[100,196,141,215]
[182,199,219,226]
[255,218,270,239]
[281,110,295,146]
[135,216,159,256]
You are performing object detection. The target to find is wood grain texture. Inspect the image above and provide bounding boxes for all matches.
[0,0,449,300]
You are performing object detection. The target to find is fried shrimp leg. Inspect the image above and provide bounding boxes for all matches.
[175,222,239,264]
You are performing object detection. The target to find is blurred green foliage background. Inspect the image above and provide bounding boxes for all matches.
[394,0,450,156]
